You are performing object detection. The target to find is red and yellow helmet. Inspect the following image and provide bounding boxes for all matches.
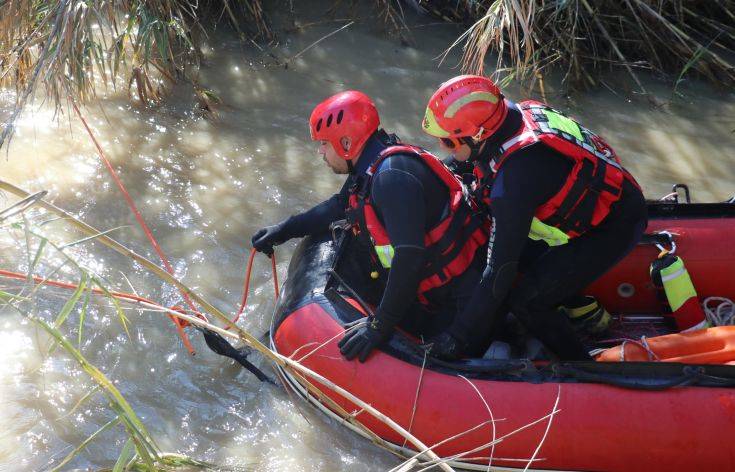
[422,75,507,143]
[309,91,380,160]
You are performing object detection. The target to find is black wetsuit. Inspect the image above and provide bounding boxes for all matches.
[447,103,648,360]
[276,131,482,335]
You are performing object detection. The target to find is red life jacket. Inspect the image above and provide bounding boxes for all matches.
[346,144,488,304]
[479,100,639,239]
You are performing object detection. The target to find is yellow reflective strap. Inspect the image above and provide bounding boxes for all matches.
[660,256,697,311]
[542,110,584,142]
[375,244,395,268]
[422,107,451,138]
[445,91,499,118]
[566,300,600,319]
[528,217,570,246]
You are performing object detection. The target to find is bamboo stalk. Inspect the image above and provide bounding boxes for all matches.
[0,179,453,471]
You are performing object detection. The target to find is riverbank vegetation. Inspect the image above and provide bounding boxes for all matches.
[0,193,214,471]
[2,1,733,148]
[425,0,735,94]
[0,0,270,148]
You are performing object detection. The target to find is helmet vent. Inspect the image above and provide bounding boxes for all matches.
[316,118,323,131]
[336,109,344,124]
[327,114,333,127]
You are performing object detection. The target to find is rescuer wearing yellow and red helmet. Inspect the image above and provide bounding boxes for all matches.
[251,91,488,362]
[421,75,648,360]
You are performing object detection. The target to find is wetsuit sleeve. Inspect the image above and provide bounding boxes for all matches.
[278,181,349,238]
[449,146,570,343]
[370,166,427,327]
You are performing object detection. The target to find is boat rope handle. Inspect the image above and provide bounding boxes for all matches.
[654,230,676,256]
[703,297,735,327]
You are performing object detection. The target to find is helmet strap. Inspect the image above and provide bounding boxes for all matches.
[462,137,487,163]
[346,159,355,174]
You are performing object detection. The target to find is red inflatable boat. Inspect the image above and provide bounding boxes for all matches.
[271,197,735,471]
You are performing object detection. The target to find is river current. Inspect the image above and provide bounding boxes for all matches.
[1,3,734,471]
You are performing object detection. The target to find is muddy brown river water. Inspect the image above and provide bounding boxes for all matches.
[1,3,734,471]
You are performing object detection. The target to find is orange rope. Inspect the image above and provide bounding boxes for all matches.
[1,248,280,333]
[227,250,280,329]
[271,253,280,300]
[228,248,257,329]
[0,269,167,309]
[71,100,199,354]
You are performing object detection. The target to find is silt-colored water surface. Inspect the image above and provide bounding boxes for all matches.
[1,3,734,471]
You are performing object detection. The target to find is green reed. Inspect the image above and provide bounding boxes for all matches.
[0,203,212,471]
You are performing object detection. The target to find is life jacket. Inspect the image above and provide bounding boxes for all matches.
[476,100,639,246]
[346,144,488,304]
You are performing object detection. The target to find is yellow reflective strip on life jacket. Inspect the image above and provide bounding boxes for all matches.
[542,110,584,142]
[528,217,570,246]
[445,91,499,118]
[660,256,698,311]
[422,107,451,138]
[375,244,395,268]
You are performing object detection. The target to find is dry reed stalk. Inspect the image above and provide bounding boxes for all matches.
[0,0,273,149]
[400,390,561,472]
[440,0,735,91]
[522,386,560,472]
[402,349,429,448]
[388,419,498,472]
[0,179,455,472]
[458,374,496,470]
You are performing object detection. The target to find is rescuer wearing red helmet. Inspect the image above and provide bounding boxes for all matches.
[421,75,647,360]
[251,91,488,362]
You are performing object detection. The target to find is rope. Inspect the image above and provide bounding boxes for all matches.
[616,337,660,362]
[71,100,201,354]
[703,297,735,327]
[227,249,279,329]
[0,267,273,382]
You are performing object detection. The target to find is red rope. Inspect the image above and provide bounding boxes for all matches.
[271,253,280,300]
[228,248,257,328]
[1,248,280,333]
[71,100,200,354]
[0,269,165,309]
[227,249,280,329]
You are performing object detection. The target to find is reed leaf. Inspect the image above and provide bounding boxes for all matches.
[91,275,131,339]
[113,438,136,472]
[78,282,92,346]
[53,272,88,329]
[431,0,735,91]
[33,317,160,466]
[58,226,129,250]
[28,238,48,279]
[51,416,121,472]
[61,385,102,420]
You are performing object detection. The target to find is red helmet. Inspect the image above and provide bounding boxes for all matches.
[309,91,380,160]
[422,75,507,142]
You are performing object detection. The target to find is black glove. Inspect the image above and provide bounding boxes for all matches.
[251,223,289,256]
[424,331,466,361]
[338,317,393,362]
